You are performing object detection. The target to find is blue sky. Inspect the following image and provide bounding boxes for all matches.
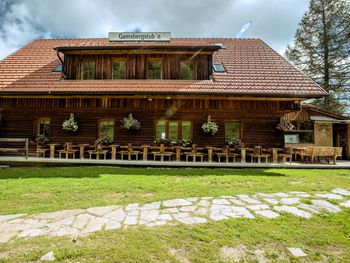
[0,0,310,59]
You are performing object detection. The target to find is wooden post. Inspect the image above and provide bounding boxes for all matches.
[272,148,278,163]
[241,148,246,163]
[347,124,350,160]
[111,145,117,160]
[175,146,181,161]
[50,144,55,159]
[25,138,28,159]
[142,145,149,161]
[207,147,213,162]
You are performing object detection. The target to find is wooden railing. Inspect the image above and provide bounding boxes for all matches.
[0,138,29,159]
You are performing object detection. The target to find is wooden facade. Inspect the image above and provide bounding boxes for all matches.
[63,53,211,80]
[0,97,299,154]
[0,37,332,159]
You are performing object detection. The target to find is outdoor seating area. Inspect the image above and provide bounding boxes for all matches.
[26,142,344,164]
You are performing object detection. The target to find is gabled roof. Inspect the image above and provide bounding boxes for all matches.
[0,38,327,98]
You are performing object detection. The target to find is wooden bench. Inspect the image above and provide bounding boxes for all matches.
[0,138,28,159]
[152,144,173,161]
[301,146,343,164]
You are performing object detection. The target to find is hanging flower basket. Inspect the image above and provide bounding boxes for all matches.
[121,113,141,131]
[62,113,78,133]
[201,115,218,136]
[275,119,295,132]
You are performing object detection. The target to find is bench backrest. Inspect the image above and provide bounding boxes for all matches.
[0,138,29,158]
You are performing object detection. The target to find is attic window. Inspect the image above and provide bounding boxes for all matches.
[52,64,62,73]
[213,64,225,73]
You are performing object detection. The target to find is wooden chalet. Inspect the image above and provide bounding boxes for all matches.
[1,32,346,160]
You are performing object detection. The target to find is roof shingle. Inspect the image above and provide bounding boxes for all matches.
[0,38,327,98]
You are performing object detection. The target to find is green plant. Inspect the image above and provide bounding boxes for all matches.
[201,115,218,135]
[121,113,141,130]
[226,138,244,148]
[62,113,78,132]
[155,137,169,145]
[35,134,49,145]
[95,136,113,146]
[179,138,192,147]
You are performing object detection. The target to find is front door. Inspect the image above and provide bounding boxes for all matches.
[333,124,347,159]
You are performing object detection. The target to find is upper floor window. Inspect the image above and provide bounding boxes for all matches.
[37,118,50,137]
[112,61,127,79]
[213,63,225,73]
[81,61,95,80]
[147,60,162,79]
[180,62,195,80]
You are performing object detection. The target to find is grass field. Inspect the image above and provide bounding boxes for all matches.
[0,167,350,262]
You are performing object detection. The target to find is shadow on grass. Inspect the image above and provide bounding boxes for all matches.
[0,166,287,179]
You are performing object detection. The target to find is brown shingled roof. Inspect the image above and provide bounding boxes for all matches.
[0,38,327,98]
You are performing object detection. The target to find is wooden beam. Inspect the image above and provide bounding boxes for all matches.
[0,95,305,101]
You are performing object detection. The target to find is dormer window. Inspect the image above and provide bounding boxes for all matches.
[213,63,225,73]
[180,62,195,80]
[81,61,95,80]
[112,61,127,79]
[147,60,162,79]
[52,64,62,73]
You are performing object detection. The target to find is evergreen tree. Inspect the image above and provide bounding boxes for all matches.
[285,0,350,114]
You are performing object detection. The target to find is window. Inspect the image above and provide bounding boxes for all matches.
[180,62,195,80]
[81,61,95,80]
[37,118,50,137]
[156,120,166,139]
[225,122,241,140]
[155,120,192,143]
[99,119,115,141]
[168,121,179,142]
[52,64,62,73]
[112,61,126,79]
[181,121,192,140]
[147,60,162,79]
[213,63,225,73]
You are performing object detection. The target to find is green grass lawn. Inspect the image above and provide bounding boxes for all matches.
[0,167,350,262]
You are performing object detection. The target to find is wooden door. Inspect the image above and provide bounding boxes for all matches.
[314,122,333,146]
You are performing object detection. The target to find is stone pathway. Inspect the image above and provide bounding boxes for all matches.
[0,188,349,244]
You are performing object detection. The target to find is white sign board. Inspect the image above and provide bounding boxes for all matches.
[109,32,171,42]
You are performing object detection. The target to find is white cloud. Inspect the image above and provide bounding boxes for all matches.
[0,0,309,59]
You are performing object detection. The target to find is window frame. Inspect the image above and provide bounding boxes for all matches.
[111,59,127,79]
[80,60,96,80]
[147,59,163,79]
[179,61,196,80]
[98,119,115,141]
[36,117,50,137]
[155,119,193,143]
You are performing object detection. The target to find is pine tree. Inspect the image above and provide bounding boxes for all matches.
[285,0,350,114]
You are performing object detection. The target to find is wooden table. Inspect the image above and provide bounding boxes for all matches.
[206,146,215,162]
[47,143,61,159]
[239,147,253,163]
[264,148,283,163]
[293,147,306,160]
[77,144,90,159]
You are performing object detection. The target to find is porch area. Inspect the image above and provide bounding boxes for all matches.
[1,156,350,169]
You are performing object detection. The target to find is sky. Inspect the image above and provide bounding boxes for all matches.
[0,0,310,60]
